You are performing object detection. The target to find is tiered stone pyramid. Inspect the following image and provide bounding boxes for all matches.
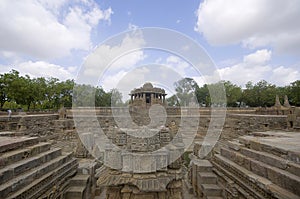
[0,135,78,199]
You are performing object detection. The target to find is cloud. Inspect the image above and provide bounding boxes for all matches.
[0,61,76,80]
[165,56,189,76]
[128,23,138,31]
[100,67,151,100]
[216,49,299,87]
[0,0,112,59]
[82,30,146,78]
[192,49,300,87]
[195,0,300,54]
[243,49,271,65]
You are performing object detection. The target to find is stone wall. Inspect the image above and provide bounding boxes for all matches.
[0,114,59,137]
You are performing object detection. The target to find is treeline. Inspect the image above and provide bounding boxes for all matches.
[0,70,115,110]
[1,70,299,110]
[168,78,300,107]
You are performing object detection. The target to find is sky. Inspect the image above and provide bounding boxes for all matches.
[1,0,300,96]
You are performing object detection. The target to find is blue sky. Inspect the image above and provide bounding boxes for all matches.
[0,0,300,93]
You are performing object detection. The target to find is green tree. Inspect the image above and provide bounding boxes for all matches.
[166,94,180,106]
[73,84,96,107]
[223,81,242,107]
[288,80,300,106]
[174,77,198,106]
[0,74,8,108]
[110,88,123,106]
[195,84,210,106]
[44,78,60,109]
[31,77,47,109]
[242,80,276,107]
[58,79,74,108]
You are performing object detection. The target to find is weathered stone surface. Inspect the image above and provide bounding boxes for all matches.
[214,131,300,198]
[0,135,78,199]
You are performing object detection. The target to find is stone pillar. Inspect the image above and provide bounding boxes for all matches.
[151,93,154,105]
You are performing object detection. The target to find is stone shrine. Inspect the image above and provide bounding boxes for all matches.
[129,82,167,107]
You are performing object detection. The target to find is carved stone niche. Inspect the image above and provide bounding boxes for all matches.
[115,131,127,146]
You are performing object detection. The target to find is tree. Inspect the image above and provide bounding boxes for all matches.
[73,84,96,107]
[166,94,180,106]
[94,87,110,107]
[59,79,74,108]
[0,74,8,108]
[110,88,123,106]
[174,78,198,106]
[242,80,276,107]
[195,84,210,106]
[44,78,60,109]
[223,81,242,107]
[288,80,300,106]
[31,77,47,109]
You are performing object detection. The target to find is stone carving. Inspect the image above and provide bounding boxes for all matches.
[284,95,291,107]
[59,107,67,119]
[274,95,282,108]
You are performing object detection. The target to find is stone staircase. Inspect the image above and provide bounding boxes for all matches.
[64,158,97,199]
[212,132,300,199]
[0,136,78,199]
[65,174,90,199]
[191,159,223,199]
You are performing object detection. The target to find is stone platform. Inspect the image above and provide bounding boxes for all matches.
[0,135,78,199]
[212,131,300,199]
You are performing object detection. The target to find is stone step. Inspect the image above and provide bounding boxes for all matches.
[0,136,39,153]
[238,135,300,164]
[0,142,51,169]
[197,172,217,184]
[214,154,300,199]
[65,186,87,199]
[221,147,300,195]
[201,184,222,197]
[0,152,73,198]
[0,148,61,184]
[226,140,244,151]
[183,179,193,194]
[70,174,90,186]
[191,159,213,172]
[7,157,77,199]
[206,197,223,199]
[239,146,300,178]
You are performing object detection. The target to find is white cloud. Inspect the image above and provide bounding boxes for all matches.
[0,0,112,59]
[165,56,189,76]
[192,49,300,87]
[270,66,299,85]
[101,67,150,100]
[128,23,138,31]
[243,49,271,65]
[195,0,300,54]
[0,61,76,80]
[216,49,299,86]
[83,30,146,78]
